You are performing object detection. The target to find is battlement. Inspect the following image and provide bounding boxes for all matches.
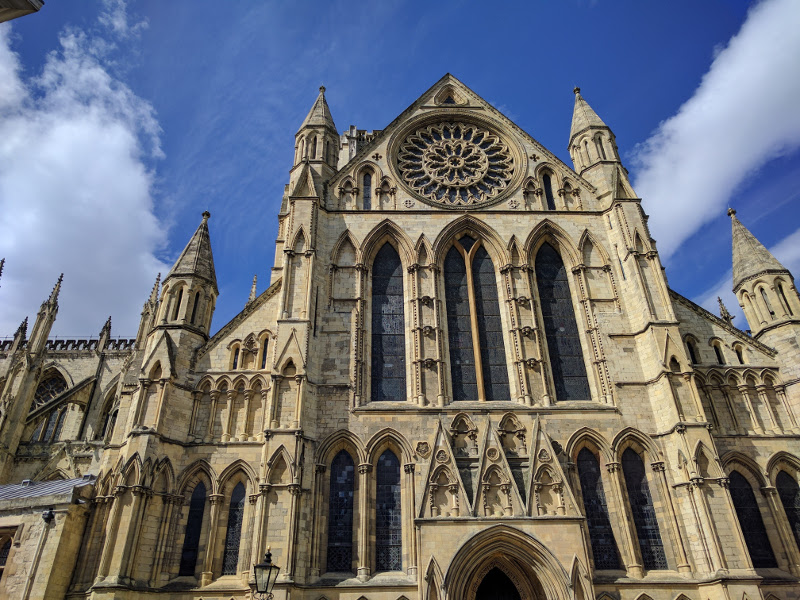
[0,337,135,352]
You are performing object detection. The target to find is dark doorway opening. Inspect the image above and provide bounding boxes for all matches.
[475,567,521,600]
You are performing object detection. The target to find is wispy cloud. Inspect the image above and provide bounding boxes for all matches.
[632,0,800,259]
[0,6,168,337]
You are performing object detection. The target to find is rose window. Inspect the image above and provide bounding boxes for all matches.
[397,122,515,207]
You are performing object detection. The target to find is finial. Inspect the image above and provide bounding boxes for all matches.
[727,208,736,217]
[49,273,64,303]
[248,274,258,305]
[319,85,326,95]
[573,87,581,95]
[718,296,735,325]
[202,211,211,223]
[149,273,161,304]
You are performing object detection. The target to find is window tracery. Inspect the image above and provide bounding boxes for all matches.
[221,482,245,575]
[32,371,67,412]
[577,448,620,569]
[621,449,667,570]
[444,236,510,401]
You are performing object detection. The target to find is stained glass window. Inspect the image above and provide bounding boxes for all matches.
[371,244,406,401]
[543,174,556,210]
[621,449,667,570]
[363,173,372,210]
[577,448,620,569]
[179,482,206,576]
[729,471,776,567]
[52,409,66,442]
[535,243,590,401]
[327,450,355,572]
[0,539,10,581]
[221,482,245,575]
[376,450,402,571]
[32,372,67,412]
[43,410,59,442]
[444,236,510,401]
[777,470,800,550]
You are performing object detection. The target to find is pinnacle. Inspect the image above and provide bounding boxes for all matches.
[569,87,609,142]
[15,316,28,338]
[730,209,787,290]
[149,273,161,304]
[166,212,218,293]
[298,86,337,134]
[49,273,63,304]
[248,275,258,305]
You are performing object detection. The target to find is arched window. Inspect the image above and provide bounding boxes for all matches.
[444,236,510,401]
[371,244,406,402]
[686,339,699,364]
[0,538,10,581]
[52,408,66,442]
[179,482,207,576]
[376,450,402,571]
[536,243,590,401]
[728,471,776,567]
[595,135,607,160]
[327,450,355,572]
[363,173,372,210]
[173,288,184,321]
[777,282,794,316]
[190,291,200,324]
[734,345,745,365]
[621,448,667,570]
[577,448,620,569]
[542,173,556,210]
[221,482,245,575]
[232,347,240,370]
[32,371,67,412]
[713,343,725,365]
[310,136,317,160]
[43,409,60,442]
[260,338,269,370]
[761,287,775,319]
[777,470,800,549]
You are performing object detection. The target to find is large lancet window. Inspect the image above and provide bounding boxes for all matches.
[621,449,667,570]
[728,471,777,567]
[577,448,620,569]
[327,450,355,572]
[535,243,590,401]
[444,236,510,401]
[542,173,556,210]
[777,470,800,549]
[221,482,245,575]
[376,449,402,571]
[363,173,372,210]
[179,482,207,576]
[371,244,406,401]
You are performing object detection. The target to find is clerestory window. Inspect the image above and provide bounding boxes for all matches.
[444,236,510,401]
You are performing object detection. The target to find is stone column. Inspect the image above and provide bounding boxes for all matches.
[206,390,220,442]
[201,494,224,586]
[357,463,372,580]
[652,462,691,574]
[239,390,253,440]
[736,384,763,434]
[404,463,418,577]
[606,462,643,578]
[222,388,236,442]
[756,384,781,433]
[775,385,800,433]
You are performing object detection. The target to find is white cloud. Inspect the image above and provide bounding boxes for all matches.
[632,0,800,259]
[696,225,800,329]
[0,16,169,338]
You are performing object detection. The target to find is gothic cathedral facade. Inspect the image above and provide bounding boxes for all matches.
[1,75,799,600]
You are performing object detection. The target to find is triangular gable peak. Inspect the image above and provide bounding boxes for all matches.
[327,74,596,210]
[526,417,579,516]
[419,420,473,518]
[473,419,526,517]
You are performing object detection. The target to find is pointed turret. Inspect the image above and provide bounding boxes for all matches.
[10,317,27,354]
[567,88,626,199]
[292,86,339,179]
[158,212,218,334]
[729,208,787,291]
[729,209,800,339]
[28,273,62,356]
[298,86,337,134]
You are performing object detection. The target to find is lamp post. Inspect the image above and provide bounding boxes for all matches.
[253,547,280,599]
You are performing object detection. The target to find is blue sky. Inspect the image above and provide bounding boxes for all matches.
[1,0,799,338]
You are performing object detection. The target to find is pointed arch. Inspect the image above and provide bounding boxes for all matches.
[766,451,800,482]
[361,219,415,267]
[152,457,175,494]
[316,429,367,465]
[569,555,592,600]
[578,230,610,267]
[290,226,309,252]
[565,427,613,464]
[217,459,258,493]
[523,219,579,267]
[121,453,143,487]
[425,555,444,600]
[267,445,295,484]
[331,230,361,266]
[366,428,413,465]
[720,451,768,487]
[432,215,508,266]
[611,427,661,461]
[178,459,218,495]
[415,233,433,266]
[692,441,721,479]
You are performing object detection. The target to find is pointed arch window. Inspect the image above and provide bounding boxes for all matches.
[371,244,406,402]
[728,471,776,567]
[777,282,794,316]
[621,448,667,569]
[190,291,200,324]
[363,173,372,210]
[221,482,245,575]
[32,371,67,412]
[777,470,800,549]
[444,236,510,401]
[542,174,556,210]
[173,288,184,321]
[686,339,699,364]
[577,448,620,569]
[761,288,775,319]
[535,243,590,401]
[0,538,10,581]
[179,482,207,576]
[260,338,269,370]
[713,343,725,365]
[376,449,402,571]
[327,450,355,572]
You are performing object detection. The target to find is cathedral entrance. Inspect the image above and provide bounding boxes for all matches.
[475,567,522,600]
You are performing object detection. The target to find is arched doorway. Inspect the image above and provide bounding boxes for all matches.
[476,567,521,600]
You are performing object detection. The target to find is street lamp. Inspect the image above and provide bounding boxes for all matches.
[253,547,280,599]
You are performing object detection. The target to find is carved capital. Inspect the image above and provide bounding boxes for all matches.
[404,463,415,474]
[606,461,620,474]
[419,295,433,307]
[358,463,373,475]
[651,461,666,473]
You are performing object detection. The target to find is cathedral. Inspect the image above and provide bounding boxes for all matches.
[1,74,800,600]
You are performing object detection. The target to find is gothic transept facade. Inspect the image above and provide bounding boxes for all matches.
[0,74,799,600]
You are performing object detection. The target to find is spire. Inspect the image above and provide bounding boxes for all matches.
[149,273,161,305]
[729,208,787,290]
[48,273,63,306]
[100,316,112,338]
[166,211,218,292]
[10,317,27,353]
[570,87,609,141]
[248,275,257,305]
[298,86,337,134]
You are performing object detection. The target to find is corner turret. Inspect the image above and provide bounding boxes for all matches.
[290,86,339,190]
